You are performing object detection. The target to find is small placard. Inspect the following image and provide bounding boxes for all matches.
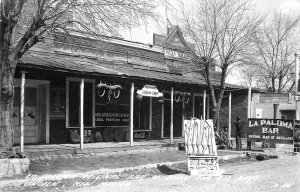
[133,131,149,139]
[188,156,220,176]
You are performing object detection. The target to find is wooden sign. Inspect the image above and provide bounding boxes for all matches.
[184,118,220,176]
[248,119,294,144]
[259,93,291,104]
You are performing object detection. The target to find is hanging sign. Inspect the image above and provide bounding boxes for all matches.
[137,85,163,97]
[248,119,294,144]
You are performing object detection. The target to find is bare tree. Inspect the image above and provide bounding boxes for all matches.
[249,11,300,93]
[0,0,157,153]
[177,0,261,131]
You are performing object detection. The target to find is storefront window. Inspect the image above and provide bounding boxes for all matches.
[134,96,150,130]
[193,94,209,119]
[67,78,95,127]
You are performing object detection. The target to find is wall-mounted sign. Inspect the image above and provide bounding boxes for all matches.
[95,104,129,127]
[137,85,163,97]
[248,119,294,144]
[259,93,291,104]
[164,49,190,60]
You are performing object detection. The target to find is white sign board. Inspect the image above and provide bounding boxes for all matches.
[184,118,220,176]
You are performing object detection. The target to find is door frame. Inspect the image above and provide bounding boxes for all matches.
[14,78,50,144]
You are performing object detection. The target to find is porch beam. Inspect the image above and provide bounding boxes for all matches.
[80,78,84,149]
[130,82,134,146]
[20,71,26,153]
[170,87,174,144]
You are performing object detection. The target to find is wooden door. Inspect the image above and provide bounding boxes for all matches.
[13,84,41,144]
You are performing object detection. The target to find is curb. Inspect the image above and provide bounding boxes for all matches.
[26,144,180,161]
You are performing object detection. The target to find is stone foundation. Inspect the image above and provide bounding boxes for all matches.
[0,158,30,177]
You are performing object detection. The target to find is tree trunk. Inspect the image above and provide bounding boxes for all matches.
[0,63,15,152]
[1,7,18,153]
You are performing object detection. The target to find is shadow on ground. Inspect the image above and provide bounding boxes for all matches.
[156,165,188,175]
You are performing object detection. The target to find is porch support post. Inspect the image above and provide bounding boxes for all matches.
[170,87,174,144]
[228,92,232,144]
[161,103,164,138]
[296,54,300,120]
[182,99,184,137]
[20,71,26,153]
[130,82,134,146]
[203,89,206,120]
[80,78,84,149]
[247,85,252,119]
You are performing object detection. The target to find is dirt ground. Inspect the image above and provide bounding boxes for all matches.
[0,150,249,192]
[68,155,300,192]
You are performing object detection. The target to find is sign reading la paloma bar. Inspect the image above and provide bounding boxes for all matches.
[248,119,294,144]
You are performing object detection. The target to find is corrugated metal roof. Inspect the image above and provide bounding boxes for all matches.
[18,52,247,90]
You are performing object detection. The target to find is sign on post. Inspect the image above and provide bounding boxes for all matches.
[248,119,294,144]
[184,118,220,176]
[258,93,291,104]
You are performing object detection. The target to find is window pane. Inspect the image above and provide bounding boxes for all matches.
[134,96,149,130]
[14,87,20,106]
[69,81,80,127]
[68,81,93,127]
[25,87,37,106]
[84,82,93,126]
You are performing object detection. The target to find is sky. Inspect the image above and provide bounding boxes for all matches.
[120,0,300,85]
[121,0,300,45]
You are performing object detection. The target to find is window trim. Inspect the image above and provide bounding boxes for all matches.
[66,77,95,128]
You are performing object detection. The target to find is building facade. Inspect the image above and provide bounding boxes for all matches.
[13,27,246,145]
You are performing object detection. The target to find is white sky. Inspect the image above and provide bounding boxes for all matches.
[120,0,300,85]
[121,0,300,44]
